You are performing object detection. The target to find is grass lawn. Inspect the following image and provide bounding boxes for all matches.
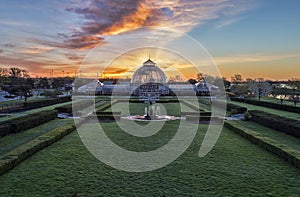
[227,100,300,121]
[0,98,107,122]
[0,118,73,156]
[0,124,299,196]
[104,101,197,116]
[237,121,300,151]
[0,102,299,196]
[248,96,297,106]
[0,101,73,122]
[0,96,46,106]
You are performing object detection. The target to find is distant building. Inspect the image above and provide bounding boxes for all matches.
[77,59,219,99]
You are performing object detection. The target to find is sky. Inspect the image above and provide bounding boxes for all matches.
[0,0,299,81]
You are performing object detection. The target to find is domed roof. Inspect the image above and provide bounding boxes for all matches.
[131,59,166,84]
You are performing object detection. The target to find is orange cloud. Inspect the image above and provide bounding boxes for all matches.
[101,2,160,36]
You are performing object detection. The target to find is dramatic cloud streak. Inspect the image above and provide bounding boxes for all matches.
[40,0,252,50]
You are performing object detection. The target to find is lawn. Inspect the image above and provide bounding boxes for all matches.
[0,102,299,196]
[248,96,297,106]
[0,118,72,156]
[227,100,300,121]
[105,101,197,116]
[0,125,299,196]
[237,121,300,151]
[0,101,74,122]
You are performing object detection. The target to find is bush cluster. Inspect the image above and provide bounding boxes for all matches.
[23,96,71,109]
[231,97,300,113]
[249,110,300,138]
[0,110,58,137]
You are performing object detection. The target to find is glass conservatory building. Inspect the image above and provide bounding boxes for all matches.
[77,59,219,99]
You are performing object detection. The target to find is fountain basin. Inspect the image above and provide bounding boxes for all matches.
[122,114,178,122]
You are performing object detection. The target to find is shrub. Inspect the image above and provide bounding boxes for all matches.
[249,110,300,138]
[243,112,251,121]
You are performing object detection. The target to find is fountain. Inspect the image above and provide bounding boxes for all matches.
[122,104,178,122]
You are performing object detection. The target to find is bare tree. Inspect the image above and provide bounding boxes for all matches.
[9,67,29,78]
[248,78,272,101]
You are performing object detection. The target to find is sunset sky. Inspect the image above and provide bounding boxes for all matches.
[0,0,299,81]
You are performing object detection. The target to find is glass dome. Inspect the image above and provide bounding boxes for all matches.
[131,59,167,84]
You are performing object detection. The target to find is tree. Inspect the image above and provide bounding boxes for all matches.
[231,74,243,84]
[290,95,299,106]
[288,78,300,90]
[9,67,29,78]
[35,77,50,89]
[0,68,9,86]
[187,78,197,85]
[196,73,215,84]
[3,67,32,101]
[230,84,248,97]
[196,73,204,81]
[222,77,231,89]
[248,78,272,101]
[169,75,184,83]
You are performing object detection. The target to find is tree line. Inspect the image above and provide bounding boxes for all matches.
[0,67,74,101]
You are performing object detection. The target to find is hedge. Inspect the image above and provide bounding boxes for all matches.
[249,110,300,138]
[186,115,222,122]
[0,110,58,138]
[224,121,300,168]
[95,111,121,116]
[23,96,71,109]
[87,115,121,122]
[55,100,94,114]
[181,112,211,117]
[0,122,76,176]
[231,97,300,113]
[196,98,247,114]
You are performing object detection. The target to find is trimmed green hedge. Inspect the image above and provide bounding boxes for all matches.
[226,103,247,114]
[87,115,121,122]
[249,110,300,138]
[181,112,210,117]
[0,110,58,137]
[95,111,121,116]
[0,122,76,176]
[224,121,300,168]
[186,115,221,122]
[55,100,94,114]
[196,98,247,114]
[231,97,300,113]
[23,96,71,109]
